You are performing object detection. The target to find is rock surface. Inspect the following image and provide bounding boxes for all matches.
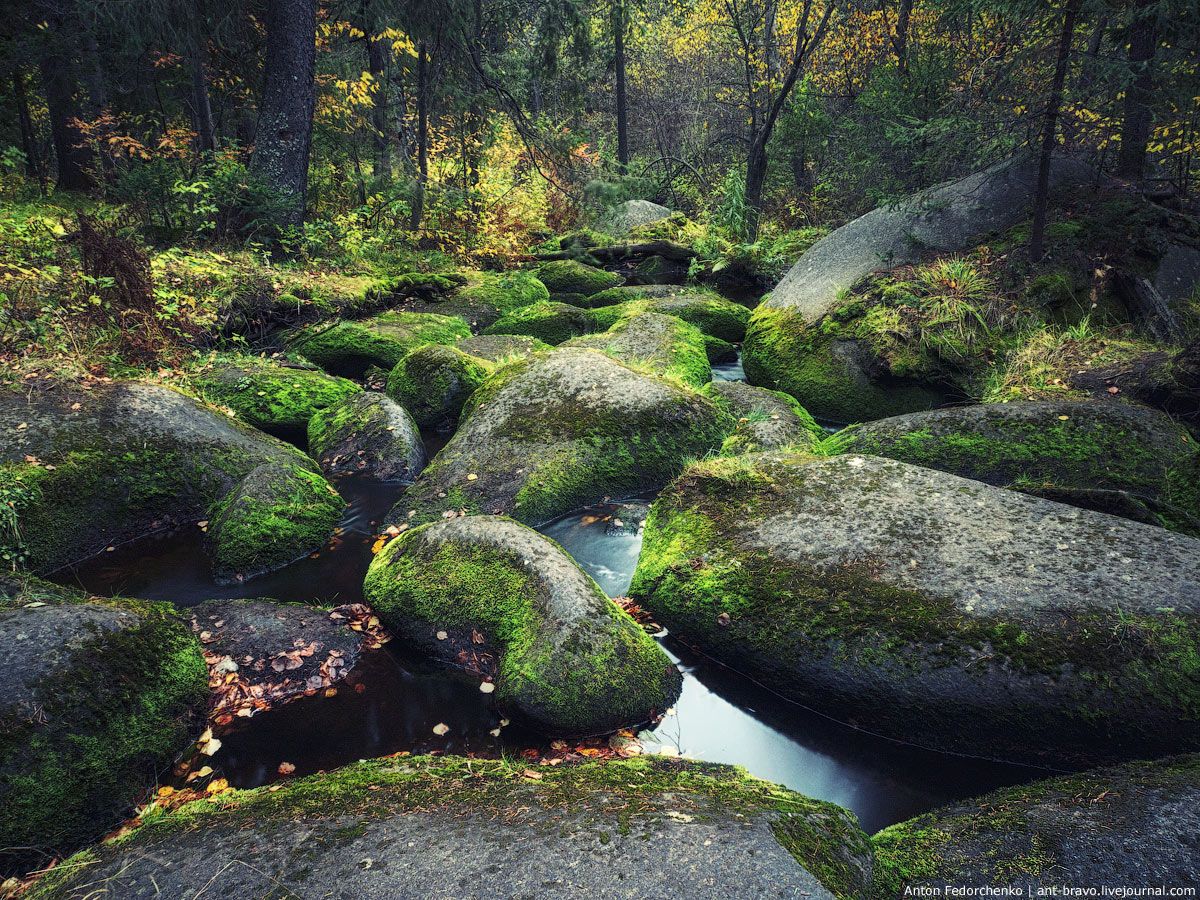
[535,259,623,297]
[603,199,675,234]
[630,451,1200,766]
[455,333,549,361]
[391,348,732,526]
[703,381,822,453]
[841,400,1200,534]
[483,300,602,345]
[28,757,873,900]
[308,391,425,481]
[0,579,207,877]
[365,516,681,733]
[290,311,471,377]
[386,344,494,428]
[397,270,550,329]
[564,312,713,386]
[871,754,1200,896]
[0,380,341,576]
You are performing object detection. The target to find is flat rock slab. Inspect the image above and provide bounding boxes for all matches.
[872,754,1200,895]
[631,451,1200,765]
[31,757,870,900]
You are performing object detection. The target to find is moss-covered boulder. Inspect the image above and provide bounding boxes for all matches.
[454,333,550,362]
[587,286,752,342]
[482,300,602,345]
[602,198,675,234]
[307,392,425,481]
[396,270,550,329]
[630,451,1200,767]
[743,308,948,423]
[385,344,494,429]
[364,515,681,733]
[871,755,1200,896]
[564,312,712,387]
[206,462,344,582]
[391,348,733,526]
[190,354,360,442]
[840,401,1200,535]
[0,381,341,577]
[27,757,872,900]
[703,381,823,454]
[0,578,207,877]
[535,259,623,297]
[289,311,471,377]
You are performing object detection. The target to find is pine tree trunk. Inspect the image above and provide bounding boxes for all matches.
[368,33,391,186]
[36,7,93,192]
[190,25,217,153]
[250,0,317,231]
[410,42,429,231]
[1030,0,1081,260]
[1116,0,1157,179]
[893,0,913,75]
[12,68,44,188]
[614,0,629,173]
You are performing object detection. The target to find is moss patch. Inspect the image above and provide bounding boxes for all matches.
[385,344,494,428]
[290,312,471,377]
[535,260,622,297]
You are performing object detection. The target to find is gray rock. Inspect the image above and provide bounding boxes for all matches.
[455,333,550,362]
[308,392,426,481]
[763,155,1096,323]
[364,516,681,733]
[28,757,872,900]
[631,451,1200,766]
[564,312,713,387]
[871,754,1200,895]
[603,199,674,234]
[391,348,732,527]
[841,400,1200,534]
[703,381,823,453]
[1154,242,1200,304]
[0,381,340,577]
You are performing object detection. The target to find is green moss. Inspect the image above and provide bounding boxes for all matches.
[452,270,550,315]
[363,520,678,733]
[483,301,603,345]
[290,312,471,376]
[535,260,622,297]
[869,825,952,897]
[206,463,344,580]
[565,313,713,387]
[586,290,751,342]
[385,344,494,428]
[1,594,208,876]
[190,353,360,438]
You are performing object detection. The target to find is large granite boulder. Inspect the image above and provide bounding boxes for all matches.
[391,348,732,526]
[0,577,207,877]
[871,754,1200,896]
[630,451,1200,766]
[307,392,425,481]
[840,400,1200,534]
[603,199,675,234]
[0,381,342,578]
[27,757,873,900]
[364,516,681,733]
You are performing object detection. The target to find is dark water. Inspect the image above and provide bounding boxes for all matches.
[55,470,1043,835]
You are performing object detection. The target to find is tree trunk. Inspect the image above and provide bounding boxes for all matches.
[614,0,629,173]
[36,8,93,192]
[893,0,913,75]
[12,68,44,188]
[189,27,217,153]
[250,0,317,231]
[410,42,429,231]
[1029,0,1081,260]
[366,2,391,186]
[1116,0,1157,180]
[744,137,768,240]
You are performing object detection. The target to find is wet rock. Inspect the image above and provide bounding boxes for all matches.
[841,400,1200,535]
[392,348,732,526]
[190,354,360,442]
[385,344,494,429]
[0,579,207,877]
[871,754,1200,896]
[454,333,550,361]
[289,311,471,377]
[603,198,675,234]
[29,756,872,900]
[703,381,823,453]
[564,312,713,387]
[307,392,425,482]
[0,380,341,577]
[206,462,345,582]
[365,515,682,733]
[631,451,1200,766]
[535,259,622,297]
[192,598,369,715]
[482,300,602,345]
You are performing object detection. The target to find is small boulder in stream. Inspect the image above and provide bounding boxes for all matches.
[392,348,733,526]
[535,259,623,297]
[587,285,752,342]
[630,451,1200,766]
[603,198,675,234]
[483,300,602,345]
[871,754,1200,895]
[27,756,873,900]
[385,343,494,428]
[564,312,713,387]
[839,400,1200,535]
[454,333,549,361]
[289,311,471,377]
[0,380,343,578]
[0,576,208,877]
[364,515,682,733]
[703,381,823,453]
[307,391,425,481]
